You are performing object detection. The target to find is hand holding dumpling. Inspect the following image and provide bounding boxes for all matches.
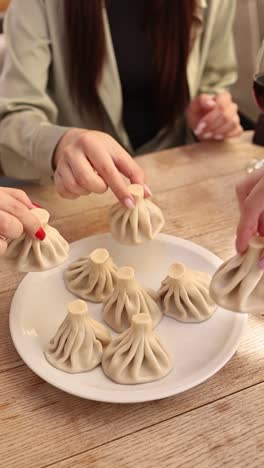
[4,207,69,272]
[110,184,165,244]
[0,187,46,255]
[236,167,264,269]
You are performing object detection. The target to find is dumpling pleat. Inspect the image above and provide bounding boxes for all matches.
[57,325,79,364]
[145,200,165,237]
[129,337,145,380]
[174,288,189,321]
[48,320,69,352]
[123,292,141,327]
[129,208,139,244]
[70,324,86,369]
[17,238,33,270]
[139,290,162,327]
[143,339,163,377]
[120,209,132,243]
[117,334,141,374]
[138,203,153,240]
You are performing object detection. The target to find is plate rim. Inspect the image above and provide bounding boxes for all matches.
[9,233,248,404]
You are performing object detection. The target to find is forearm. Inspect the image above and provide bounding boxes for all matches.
[0,112,69,181]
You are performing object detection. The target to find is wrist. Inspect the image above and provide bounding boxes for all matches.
[52,128,84,170]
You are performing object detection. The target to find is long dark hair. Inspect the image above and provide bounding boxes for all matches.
[64,1,196,127]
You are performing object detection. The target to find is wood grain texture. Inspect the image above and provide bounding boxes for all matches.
[0,137,264,467]
[0,313,263,467]
[52,383,264,468]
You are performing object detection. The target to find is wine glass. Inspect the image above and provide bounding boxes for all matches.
[247,40,264,173]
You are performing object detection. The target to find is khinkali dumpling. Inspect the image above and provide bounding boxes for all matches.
[64,248,118,302]
[102,313,174,384]
[210,236,264,313]
[158,263,215,322]
[110,184,165,245]
[45,299,111,373]
[103,266,162,332]
[4,208,69,272]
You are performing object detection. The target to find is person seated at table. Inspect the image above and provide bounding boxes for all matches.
[0,187,45,255]
[236,167,264,268]
[0,0,242,207]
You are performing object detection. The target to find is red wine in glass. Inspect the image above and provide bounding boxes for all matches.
[248,42,264,170]
[253,73,264,111]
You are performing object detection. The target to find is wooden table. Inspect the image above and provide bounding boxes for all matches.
[0,137,264,468]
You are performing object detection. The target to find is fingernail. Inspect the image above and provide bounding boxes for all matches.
[259,259,264,270]
[123,197,135,209]
[194,121,206,136]
[144,184,152,197]
[203,132,212,139]
[214,135,224,140]
[32,202,43,208]
[205,99,216,108]
[35,227,46,241]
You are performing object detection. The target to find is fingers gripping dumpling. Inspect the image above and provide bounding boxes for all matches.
[158,263,215,322]
[45,299,111,373]
[103,266,162,332]
[64,248,118,302]
[4,208,69,272]
[210,236,264,313]
[110,184,165,245]
[102,313,174,384]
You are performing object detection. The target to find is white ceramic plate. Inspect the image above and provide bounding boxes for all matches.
[10,234,247,403]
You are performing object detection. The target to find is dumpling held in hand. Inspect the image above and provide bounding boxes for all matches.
[4,208,69,272]
[102,313,174,384]
[110,184,165,245]
[210,236,264,313]
[158,263,215,322]
[45,299,111,373]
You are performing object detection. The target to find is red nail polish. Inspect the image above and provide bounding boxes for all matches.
[32,203,43,208]
[35,227,46,241]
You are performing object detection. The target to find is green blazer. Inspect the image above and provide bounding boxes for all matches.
[0,0,237,182]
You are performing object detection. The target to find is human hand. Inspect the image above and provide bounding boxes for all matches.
[187,92,243,141]
[236,167,264,268]
[0,188,45,255]
[53,129,150,208]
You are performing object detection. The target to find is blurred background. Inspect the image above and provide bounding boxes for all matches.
[231,0,264,130]
[0,0,263,131]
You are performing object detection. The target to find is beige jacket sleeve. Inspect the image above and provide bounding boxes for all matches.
[0,0,68,180]
[198,0,237,95]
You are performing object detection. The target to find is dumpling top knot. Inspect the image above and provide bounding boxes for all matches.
[68,298,88,316]
[128,184,145,199]
[167,262,186,281]
[110,184,165,245]
[32,207,50,226]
